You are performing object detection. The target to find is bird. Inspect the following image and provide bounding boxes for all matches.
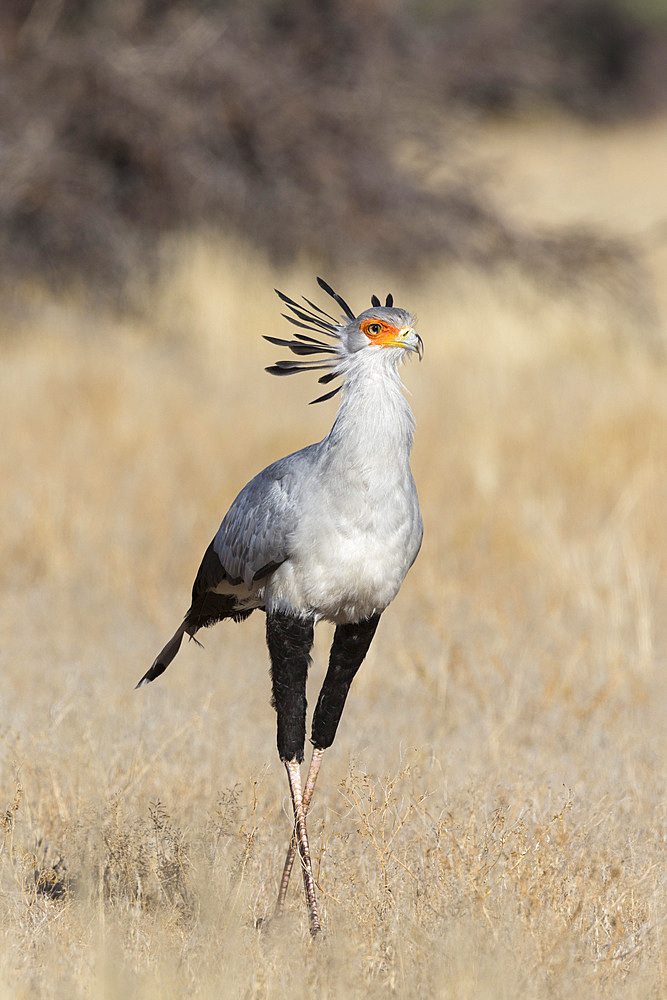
[137,277,423,935]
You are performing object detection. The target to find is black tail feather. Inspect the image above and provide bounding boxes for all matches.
[136,625,187,688]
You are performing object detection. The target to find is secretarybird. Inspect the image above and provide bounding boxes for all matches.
[137,277,423,935]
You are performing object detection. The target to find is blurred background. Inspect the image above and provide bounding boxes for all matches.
[1,2,666,997]
[1,0,667,293]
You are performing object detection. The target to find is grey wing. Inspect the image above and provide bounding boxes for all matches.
[185,447,317,636]
[212,467,294,587]
[407,474,423,569]
[137,449,315,689]
[211,446,318,590]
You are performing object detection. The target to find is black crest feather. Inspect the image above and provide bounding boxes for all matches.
[267,279,368,403]
[316,277,356,321]
[309,384,343,405]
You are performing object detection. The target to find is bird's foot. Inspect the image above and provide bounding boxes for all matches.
[284,759,321,935]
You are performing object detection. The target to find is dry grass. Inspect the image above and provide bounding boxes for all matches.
[1,120,666,998]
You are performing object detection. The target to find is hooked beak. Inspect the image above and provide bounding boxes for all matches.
[400,327,424,361]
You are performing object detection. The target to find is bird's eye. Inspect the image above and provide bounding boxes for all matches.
[366,323,383,337]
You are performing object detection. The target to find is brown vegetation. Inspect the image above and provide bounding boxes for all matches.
[1,204,666,993]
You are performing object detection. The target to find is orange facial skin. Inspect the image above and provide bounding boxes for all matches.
[360,319,412,349]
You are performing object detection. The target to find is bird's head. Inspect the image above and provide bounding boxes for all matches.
[265,277,422,403]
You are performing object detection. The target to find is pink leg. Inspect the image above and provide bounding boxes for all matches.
[279,749,324,931]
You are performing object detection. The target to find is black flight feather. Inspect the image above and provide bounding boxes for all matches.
[316,277,356,321]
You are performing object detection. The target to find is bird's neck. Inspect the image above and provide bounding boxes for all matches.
[325,357,415,468]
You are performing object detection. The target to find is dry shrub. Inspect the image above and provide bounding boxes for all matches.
[102,797,194,919]
[3,749,661,998]
[1,0,664,293]
[438,0,667,119]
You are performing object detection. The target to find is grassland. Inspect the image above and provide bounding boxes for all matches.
[1,117,665,998]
